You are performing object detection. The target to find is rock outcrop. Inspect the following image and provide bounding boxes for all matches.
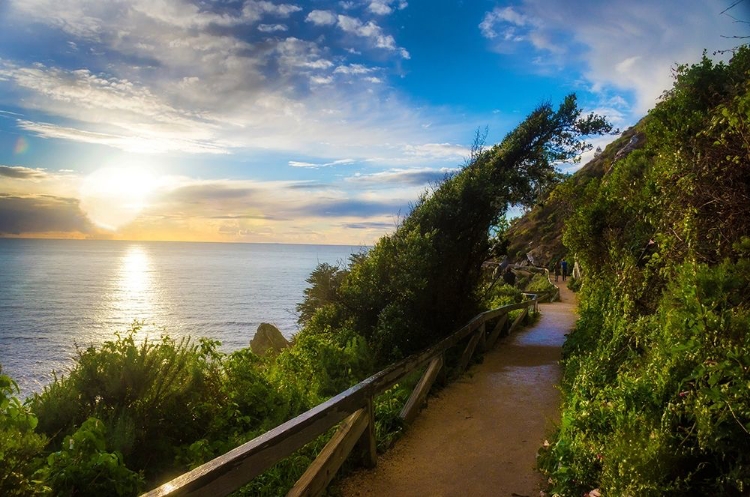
[250,323,290,357]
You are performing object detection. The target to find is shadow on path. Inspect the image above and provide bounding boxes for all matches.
[340,281,577,497]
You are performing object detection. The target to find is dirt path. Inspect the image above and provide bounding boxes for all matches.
[339,281,577,497]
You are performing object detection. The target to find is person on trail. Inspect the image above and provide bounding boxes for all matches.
[554,260,561,282]
[503,266,516,286]
[561,259,568,281]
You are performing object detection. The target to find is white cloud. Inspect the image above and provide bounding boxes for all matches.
[258,23,288,33]
[0,0,432,164]
[0,61,233,154]
[289,158,355,168]
[288,161,318,168]
[238,1,302,25]
[346,167,458,186]
[9,0,108,39]
[403,142,471,160]
[274,37,333,71]
[310,75,333,85]
[306,9,337,26]
[480,0,739,115]
[368,2,392,15]
[480,6,532,39]
[17,119,228,154]
[615,55,641,74]
[334,63,377,74]
[336,15,408,56]
[367,0,409,15]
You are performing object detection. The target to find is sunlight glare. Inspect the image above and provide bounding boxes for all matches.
[93,243,162,343]
[80,165,159,231]
[120,245,151,298]
[111,244,157,333]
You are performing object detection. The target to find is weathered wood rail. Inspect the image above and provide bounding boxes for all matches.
[513,265,560,303]
[143,290,557,497]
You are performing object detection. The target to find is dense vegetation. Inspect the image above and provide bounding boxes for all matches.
[304,95,610,365]
[1,328,375,496]
[539,47,750,496]
[0,96,608,495]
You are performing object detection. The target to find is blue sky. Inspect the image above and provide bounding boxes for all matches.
[0,0,744,244]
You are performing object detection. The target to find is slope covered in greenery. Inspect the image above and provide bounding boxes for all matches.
[538,47,750,496]
[504,124,644,267]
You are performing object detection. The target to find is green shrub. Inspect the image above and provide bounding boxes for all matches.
[483,281,524,309]
[40,418,143,496]
[524,273,555,293]
[0,370,48,496]
[30,326,227,482]
[567,276,581,292]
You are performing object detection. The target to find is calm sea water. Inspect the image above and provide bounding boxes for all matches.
[0,239,364,398]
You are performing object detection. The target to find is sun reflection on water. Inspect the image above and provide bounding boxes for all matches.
[113,244,156,328]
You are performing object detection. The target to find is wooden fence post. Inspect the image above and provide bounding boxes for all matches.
[477,323,487,352]
[485,314,508,350]
[457,328,482,373]
[507,308,528,335]
[399,356,444,424]
[287,407,371,497]
[355,397,377,469]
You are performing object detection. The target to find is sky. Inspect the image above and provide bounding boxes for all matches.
[0,0,745,245]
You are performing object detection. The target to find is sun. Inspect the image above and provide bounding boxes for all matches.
[80,165,159,231]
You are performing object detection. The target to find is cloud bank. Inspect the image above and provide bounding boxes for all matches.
[480,0,739,114]
[0,0,443,162]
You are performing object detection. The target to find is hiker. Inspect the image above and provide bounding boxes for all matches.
[561,259,568,281]
[554,260,561,282]
[502,266,516,286]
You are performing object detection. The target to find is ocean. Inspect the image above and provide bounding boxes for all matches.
[0,239,364,398]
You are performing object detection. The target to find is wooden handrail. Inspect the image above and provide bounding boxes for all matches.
[142,297,539,497]
[513,264,560,303]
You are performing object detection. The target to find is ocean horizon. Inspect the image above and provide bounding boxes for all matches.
[0,238,365,398]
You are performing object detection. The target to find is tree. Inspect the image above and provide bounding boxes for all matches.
[296,263,348,326]
[304,94,612,364]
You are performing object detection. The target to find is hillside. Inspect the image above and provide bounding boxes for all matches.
[534,48,750,496]
[505,124,645,267]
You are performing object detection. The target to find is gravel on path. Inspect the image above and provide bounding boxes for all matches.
[339,281,577,497]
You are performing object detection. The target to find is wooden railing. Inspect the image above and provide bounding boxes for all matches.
[512,265,560,303]
[143,297,547,497]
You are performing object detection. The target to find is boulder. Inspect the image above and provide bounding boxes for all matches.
[250,322,290,357]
